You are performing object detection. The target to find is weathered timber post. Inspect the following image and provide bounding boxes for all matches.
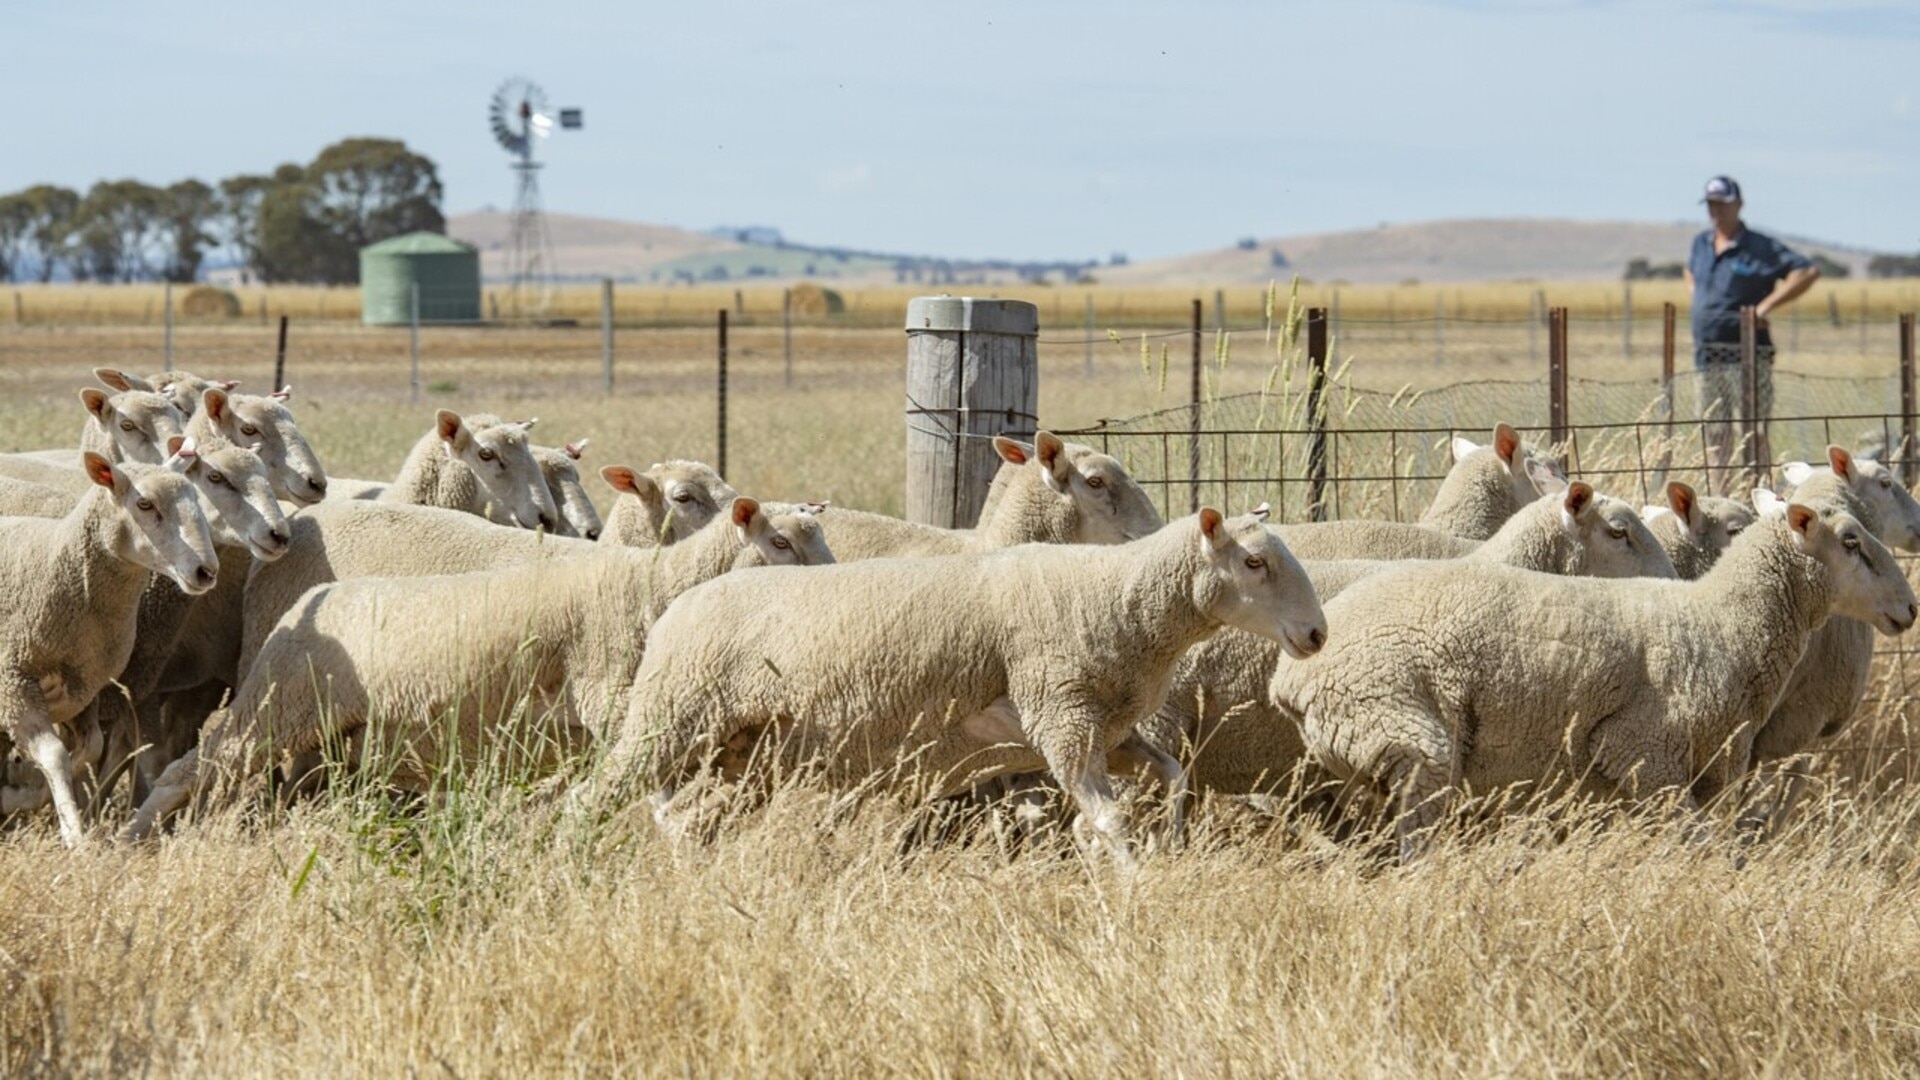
[1305,307,1330,522]
[904,297,1039,528]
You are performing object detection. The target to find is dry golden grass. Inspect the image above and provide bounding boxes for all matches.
[5,302,1920,1073]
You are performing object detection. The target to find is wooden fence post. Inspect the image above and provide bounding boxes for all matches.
[1901,312,1916,488]
[1548,305,1569,455]
[273,315,290,392]
[1661,301,1676,433]
[717,309,729,479]
[1306,307,1330,522]
[904,297,1038,528]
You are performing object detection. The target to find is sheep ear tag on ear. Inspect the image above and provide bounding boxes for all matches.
[269,385,293,401]
[563,439,589,460]
[165,436,197,471]
[1249,501,1272,522]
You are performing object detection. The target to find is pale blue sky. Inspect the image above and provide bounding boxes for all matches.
[12,0,1916,261]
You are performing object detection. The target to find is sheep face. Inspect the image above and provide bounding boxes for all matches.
[1788,505,1918,637]
[1828,446,1920,553]
[997,432,1165,544]
[1195,508,1325,659]
[437,411,559,533]
[80,388,185,465]
[602,460,738,546]
[201,388,330,506]
[1562,484,1676,578]
[173,440,291,561]
[534,443,604,541]
[1463,422,1567,509]
[85,453,220,595]
[730,499,836,568]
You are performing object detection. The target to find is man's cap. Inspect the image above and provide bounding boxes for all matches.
[1702,175,1742,204]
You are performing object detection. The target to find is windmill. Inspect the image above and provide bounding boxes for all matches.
[489,78,581,315]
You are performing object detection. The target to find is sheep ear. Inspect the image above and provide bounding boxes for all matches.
[992,436,1031,465]
[202,387,228,423]
[1526,457,1568,495]
[270,385,292,401]
[1493,423,1521,465]
[1828,445,1855,483]
[803,500,830,514]
[1753,487,1785,518]
[1449,435,1482,464]
[436,410,467,448]
[1785,502,1822,543]
[94,367,146,393]
[600,465,652,499]
[1666,481,1702,534]
[1035,432,1071,486]
[80,387,112,420]
[1563,481,1594,521]
[729,497,762,536]
[166,435,191,460]
[1249,501,1272,522]
[82,452,118,491]
[1198,507,1227,549]
[515,417,539,432]
[563,439,589,460]
[215,379,241,392]
[1781,461,1814,487]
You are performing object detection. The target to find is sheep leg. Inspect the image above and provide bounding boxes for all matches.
[9,705,87,849]
[123,701,293,842]
[1390,755,1449,865]
[1034,718,1134,870]
[1107,732,1188,850]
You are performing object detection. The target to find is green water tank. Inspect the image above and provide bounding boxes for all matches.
[359,232,481,325]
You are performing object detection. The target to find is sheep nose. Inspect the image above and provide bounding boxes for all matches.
[267,529,290,548]
[586,527,602,541]
[193,565,217,588]
[539,512,558,532]
[1307,626,1326,652]
[306,475,327,497]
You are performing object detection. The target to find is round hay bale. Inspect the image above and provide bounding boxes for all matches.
[180,285,242,319]
[788,282,845,317]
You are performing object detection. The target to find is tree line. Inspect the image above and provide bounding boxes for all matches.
[0,138,443,286]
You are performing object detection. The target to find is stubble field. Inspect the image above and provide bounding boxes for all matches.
[3,282,1920,1076]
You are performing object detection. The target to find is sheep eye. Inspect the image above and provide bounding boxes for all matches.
[1085,475,1106,489]
[1844,535,1861,551]
[120,421,137,432]
[673,492,693,503]
[1243,556,1266,570]
[771,535,792,551]
[136,498,154,512]
[1726,525,1744,536]
[478,448,497,462]
[1606,525,1628,539]
[1880,475,1894,489]
[207,471,226,486]
[240,424,260,437]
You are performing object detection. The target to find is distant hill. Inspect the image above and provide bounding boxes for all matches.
[448,211,1877,286]
[1100,218,1875,285]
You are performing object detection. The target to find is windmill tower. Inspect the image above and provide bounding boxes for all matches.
[489,78,581,315]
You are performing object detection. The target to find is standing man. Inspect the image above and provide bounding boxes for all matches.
[1685,174,1821,493]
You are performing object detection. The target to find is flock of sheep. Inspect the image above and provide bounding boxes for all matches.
[3,367,1918,864]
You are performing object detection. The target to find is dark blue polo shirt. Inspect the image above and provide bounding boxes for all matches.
[1689,226,1810,347]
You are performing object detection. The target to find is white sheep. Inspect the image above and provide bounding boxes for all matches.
[599,460,739,547]
[1421,423,1568,539]
[124,499,834,840]
[1121,484,1673,814]
[0,450,218,846]
[1739,446,1920,833]
[533,440,603,540]
[814,432,1164,561]
[182,385,329,507]
[352,410,558,530]
[590,508,1327,865]
[1641,481,1756,580]
[1268,501,1917,861]
[94,367,238,422]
